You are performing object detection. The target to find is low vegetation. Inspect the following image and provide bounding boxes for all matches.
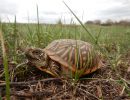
[0,7,130,99]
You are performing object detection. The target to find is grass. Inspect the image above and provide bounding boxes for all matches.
[0,5,130,99]
[0,29,10,100]
[1,21,130,71]
[1,20,130,65]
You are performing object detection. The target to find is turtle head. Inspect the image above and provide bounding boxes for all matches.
[25,48,48,68]
[25,48,58,76]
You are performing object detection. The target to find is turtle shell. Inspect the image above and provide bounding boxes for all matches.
[43,39,102,76]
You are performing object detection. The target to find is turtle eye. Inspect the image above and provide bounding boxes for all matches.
[32,49,45,60]
[32,50,41,55]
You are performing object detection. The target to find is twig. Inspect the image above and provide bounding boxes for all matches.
[0,78,62,87]
[11,90,53,97]
[50,88,69,99]
[78,87,99,100]
[120,86,125,96]
[11,91,32,97]
[0,72,4,78]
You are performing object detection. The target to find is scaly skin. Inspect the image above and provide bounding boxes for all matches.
[25,48,61,77]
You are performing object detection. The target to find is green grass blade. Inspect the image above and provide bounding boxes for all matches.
[0,96,2,100]
[13,15,18,62]
[0,30,10,100]
[95,28,102,44]
[63,1,96,43]
[36,4,41,46]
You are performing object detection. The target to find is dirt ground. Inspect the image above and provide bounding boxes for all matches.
[0,51,130,100]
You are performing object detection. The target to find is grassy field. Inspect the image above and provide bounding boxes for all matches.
[0,21,130,99]
[1,22,130,70]
[1,22,130,52]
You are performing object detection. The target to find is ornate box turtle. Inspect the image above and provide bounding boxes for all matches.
[25,39,103,78]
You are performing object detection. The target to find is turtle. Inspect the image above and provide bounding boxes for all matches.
[25,39,103,78]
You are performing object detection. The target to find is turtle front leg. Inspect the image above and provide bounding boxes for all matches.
[48,61,61,77]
